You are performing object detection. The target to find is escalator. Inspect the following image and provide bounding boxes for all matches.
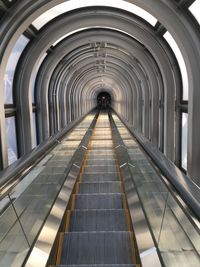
[1,109,199,267]
[54,111,140,267]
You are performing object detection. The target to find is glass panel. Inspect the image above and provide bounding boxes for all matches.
[158,194,200,267]
[4,35,29,104]
[0,195,30,267]
[164,31,189,100]
[32,113,37,149]
[181,112,188,170]
[32,0,157,30]
[6,117,18,165]
[189,0,200,25]
[30,53,47,102]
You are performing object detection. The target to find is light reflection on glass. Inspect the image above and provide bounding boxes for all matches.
[182,112,188,170]
[5,117,18,165]
[4,35,29,104]
[32,112,37,148]
[164,31,189,100]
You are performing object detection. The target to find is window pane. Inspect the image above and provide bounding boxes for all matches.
[6,117,18,165]
[189,0,200,25]
[164,32,189,100]
[32,113,37,148]
[181,113,188,170]
[31,53,47,102]
[4,35,29,104]
[32,0,157,29]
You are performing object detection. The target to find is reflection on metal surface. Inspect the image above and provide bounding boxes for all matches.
[140,247,156,258]
[128,163,135,168]
[120,162,127,168]
[27,247,49,266]
[73,163,80,169]
[140,247,161,267]
[120,164,160,254]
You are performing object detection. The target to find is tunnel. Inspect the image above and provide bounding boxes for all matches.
[0,1,200,267]
[97,92,111,107]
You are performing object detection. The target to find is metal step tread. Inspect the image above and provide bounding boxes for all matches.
[74,193,124,210]
[60,232,134,265]
[81,173,119,182]
[87,150,114,155]
[83,166,117,173]
[85,160,116,166]
[68,209,128,231]
[78,182,121,194]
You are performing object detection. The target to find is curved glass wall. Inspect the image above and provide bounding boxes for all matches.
[4,35,29,104]
[5,117,18,165]
[32,0,157,30]
[164,31,189,101]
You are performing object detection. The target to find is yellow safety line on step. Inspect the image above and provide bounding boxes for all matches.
[129,231,137,264]
[71,194,76,210]
[56,232,64,265]
[64,210,71,232]
[75,182,81,194]
[125,209,132,232]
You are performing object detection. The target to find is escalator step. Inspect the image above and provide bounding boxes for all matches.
[84,165,117,173]
[78,182,121,194]
[69,210,128,232]
[81,173,119,182]
[74,194,124,209]
[86,159,116,165]
[60,232,133,265]
[87,154,115,160]
[87,150,115,156]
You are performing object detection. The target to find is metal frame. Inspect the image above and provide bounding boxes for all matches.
[13,8,178,160]
[0,1,200,187]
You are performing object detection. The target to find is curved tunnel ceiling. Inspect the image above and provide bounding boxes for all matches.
[1,0,200,185]
[13,6,180,156]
